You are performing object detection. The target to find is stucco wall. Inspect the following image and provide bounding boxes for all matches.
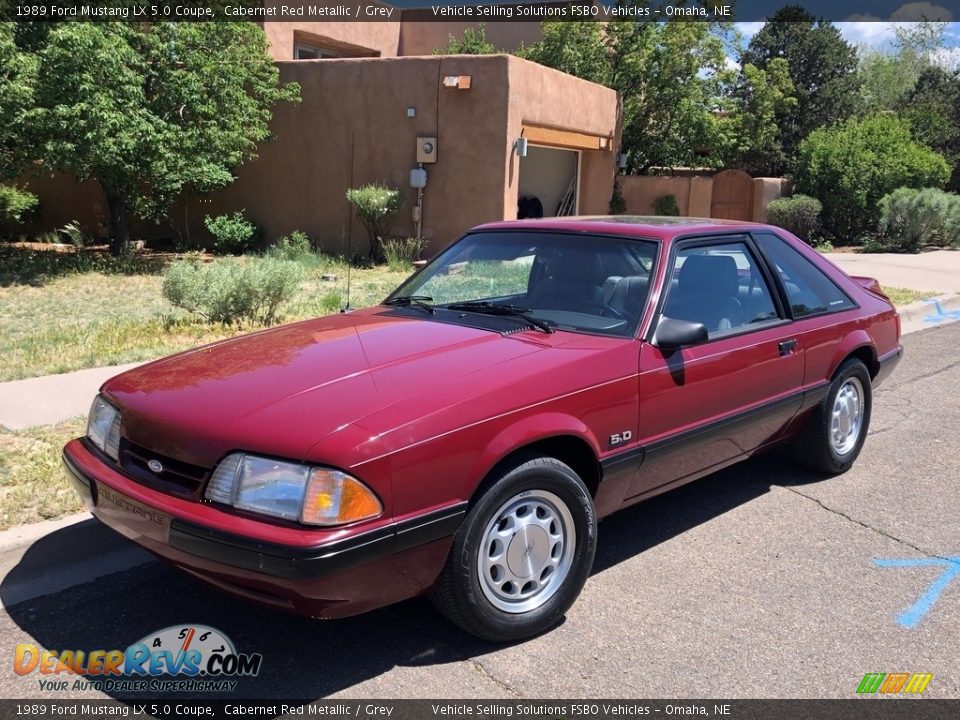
[17,55,620,256]
[262,21,402,60]
[504,56,619,219]
[619,175,712,217]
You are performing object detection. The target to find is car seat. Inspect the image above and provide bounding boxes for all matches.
[664,255,742,333]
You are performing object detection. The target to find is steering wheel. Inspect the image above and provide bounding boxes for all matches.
[598,303,627,320]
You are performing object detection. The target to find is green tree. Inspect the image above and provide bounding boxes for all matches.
[858,21,949,112]
[0,22,38,227]
[739,5,861,174]
[722,58,796,175]
[435,24,497,55]
[794,114,950,240]
[898,67,960,191]
[520,19,734,172]
[30,22,299,254]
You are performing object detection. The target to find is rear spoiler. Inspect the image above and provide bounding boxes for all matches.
[852,275,888,300]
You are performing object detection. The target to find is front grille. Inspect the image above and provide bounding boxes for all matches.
[117,438,211,500]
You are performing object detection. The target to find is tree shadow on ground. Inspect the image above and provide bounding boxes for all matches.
[0,246,169,287]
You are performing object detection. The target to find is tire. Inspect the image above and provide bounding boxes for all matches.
[431,454,597,642]
[793,358,872,475]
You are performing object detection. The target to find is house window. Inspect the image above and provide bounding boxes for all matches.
[294,42,343,60]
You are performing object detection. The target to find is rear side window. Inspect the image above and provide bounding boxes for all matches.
[754,233,855,318]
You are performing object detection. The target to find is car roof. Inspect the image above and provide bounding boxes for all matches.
[472,216,770,241]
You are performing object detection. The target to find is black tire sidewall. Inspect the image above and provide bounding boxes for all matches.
[450,458,596,641]
[823,359,872,471]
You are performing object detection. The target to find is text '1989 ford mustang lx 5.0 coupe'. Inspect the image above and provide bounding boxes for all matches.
[64,217,902,641]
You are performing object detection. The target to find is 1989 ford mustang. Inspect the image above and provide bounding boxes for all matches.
[64,217,902,641]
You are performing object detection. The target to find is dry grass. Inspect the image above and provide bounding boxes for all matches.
[0,418,87,530]
[879,286,938,307]
[0,247,410,382]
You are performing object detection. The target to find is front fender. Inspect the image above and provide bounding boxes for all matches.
[469,412,602,493]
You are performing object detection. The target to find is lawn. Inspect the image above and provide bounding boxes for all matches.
[0,417,86,529]
[0,246,410,382]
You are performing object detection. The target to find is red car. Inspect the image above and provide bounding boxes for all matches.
[64,218,901,641]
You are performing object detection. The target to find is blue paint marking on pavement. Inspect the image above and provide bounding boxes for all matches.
[922,299,960,324]
[874,556,960,628]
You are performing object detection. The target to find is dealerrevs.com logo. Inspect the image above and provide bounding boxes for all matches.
[856,672,933,695]
[14,625,262,693]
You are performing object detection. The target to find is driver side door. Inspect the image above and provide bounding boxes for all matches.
[626,236,804,500]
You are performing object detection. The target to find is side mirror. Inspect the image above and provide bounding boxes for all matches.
[654,316,708,349]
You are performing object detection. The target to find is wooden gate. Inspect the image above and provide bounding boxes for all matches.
[711,170,753,221]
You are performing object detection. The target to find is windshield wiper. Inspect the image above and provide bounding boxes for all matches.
[446,301,554,334]
[383,295,435,314]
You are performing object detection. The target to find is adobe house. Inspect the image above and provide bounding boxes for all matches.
[25,15,620,256]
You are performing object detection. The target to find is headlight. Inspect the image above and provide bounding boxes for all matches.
[87,395,121,461]
[205,453,382,526]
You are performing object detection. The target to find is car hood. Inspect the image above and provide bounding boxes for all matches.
[102,308,548,468]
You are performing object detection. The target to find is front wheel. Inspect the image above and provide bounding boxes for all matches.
[793,358,872,475]
[431,455,597,641]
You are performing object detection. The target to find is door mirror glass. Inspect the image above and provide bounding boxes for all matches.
[654,317,709,349]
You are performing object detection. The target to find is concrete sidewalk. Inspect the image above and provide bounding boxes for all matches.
[0,362,142,430]
[825,249,960,294]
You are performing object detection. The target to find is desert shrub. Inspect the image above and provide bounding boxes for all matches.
[59,221,93,249]
[204,211,262,255]
[0,184,38,226]
[653,194,680,216]
[875,187,960,252]
[162,256,304,324]
[794,114,950,241]
[766,194,822,243]
[345,184,403,261]
[382,237,425,272]
[266,230,313,261]
[609,180,627,215]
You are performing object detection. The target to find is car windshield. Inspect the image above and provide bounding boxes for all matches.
[385,231,658,337]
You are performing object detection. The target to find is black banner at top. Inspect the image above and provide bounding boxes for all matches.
[0,0,958,23]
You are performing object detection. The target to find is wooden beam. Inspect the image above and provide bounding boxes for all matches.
[521,125,612,152]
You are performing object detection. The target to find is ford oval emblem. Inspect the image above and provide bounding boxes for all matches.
[147,459,164,474]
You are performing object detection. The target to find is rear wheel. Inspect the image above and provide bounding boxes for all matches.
[431,455,596,641]
[793,358,872,474]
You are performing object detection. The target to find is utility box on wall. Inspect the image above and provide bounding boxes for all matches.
[417,137,438,164]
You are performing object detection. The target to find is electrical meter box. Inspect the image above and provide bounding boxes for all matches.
[417,137,438,164]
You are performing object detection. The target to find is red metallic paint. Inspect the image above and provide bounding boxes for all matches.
[63,218,902,619]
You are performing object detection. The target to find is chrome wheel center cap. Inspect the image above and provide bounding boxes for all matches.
[507,525,549,578]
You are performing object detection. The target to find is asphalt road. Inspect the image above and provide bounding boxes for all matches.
[2,323,959,700]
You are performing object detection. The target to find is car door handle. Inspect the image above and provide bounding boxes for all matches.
[778,339,798,356]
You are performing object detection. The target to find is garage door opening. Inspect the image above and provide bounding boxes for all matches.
[518,145,579,218]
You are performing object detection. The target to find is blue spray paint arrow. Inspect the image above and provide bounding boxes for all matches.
[874,556,960,628]
[922,299,960,325]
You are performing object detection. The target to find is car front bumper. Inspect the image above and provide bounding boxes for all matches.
[63,439,464,618]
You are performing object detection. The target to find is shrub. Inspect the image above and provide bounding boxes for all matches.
[162,256,304,324]
[609,180,626,215]
[875,187,960,252]
[0,184,38,225]
[204,211,261,255]
[653,194,680,216]
[266,230,314,261]
[59,221,93,249]
[345,184,403,261]
[766,194,822,243]
[794,114,950,241]
[382,237,425,272]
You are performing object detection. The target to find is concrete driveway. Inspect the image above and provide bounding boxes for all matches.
[825,250,960,294]
[1,323,958,700]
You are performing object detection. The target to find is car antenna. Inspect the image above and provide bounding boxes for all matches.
[341,228,352,313]
[342,131,356,314]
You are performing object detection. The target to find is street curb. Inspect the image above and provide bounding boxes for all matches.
[0,511,91,552]
[898,293,960,335]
